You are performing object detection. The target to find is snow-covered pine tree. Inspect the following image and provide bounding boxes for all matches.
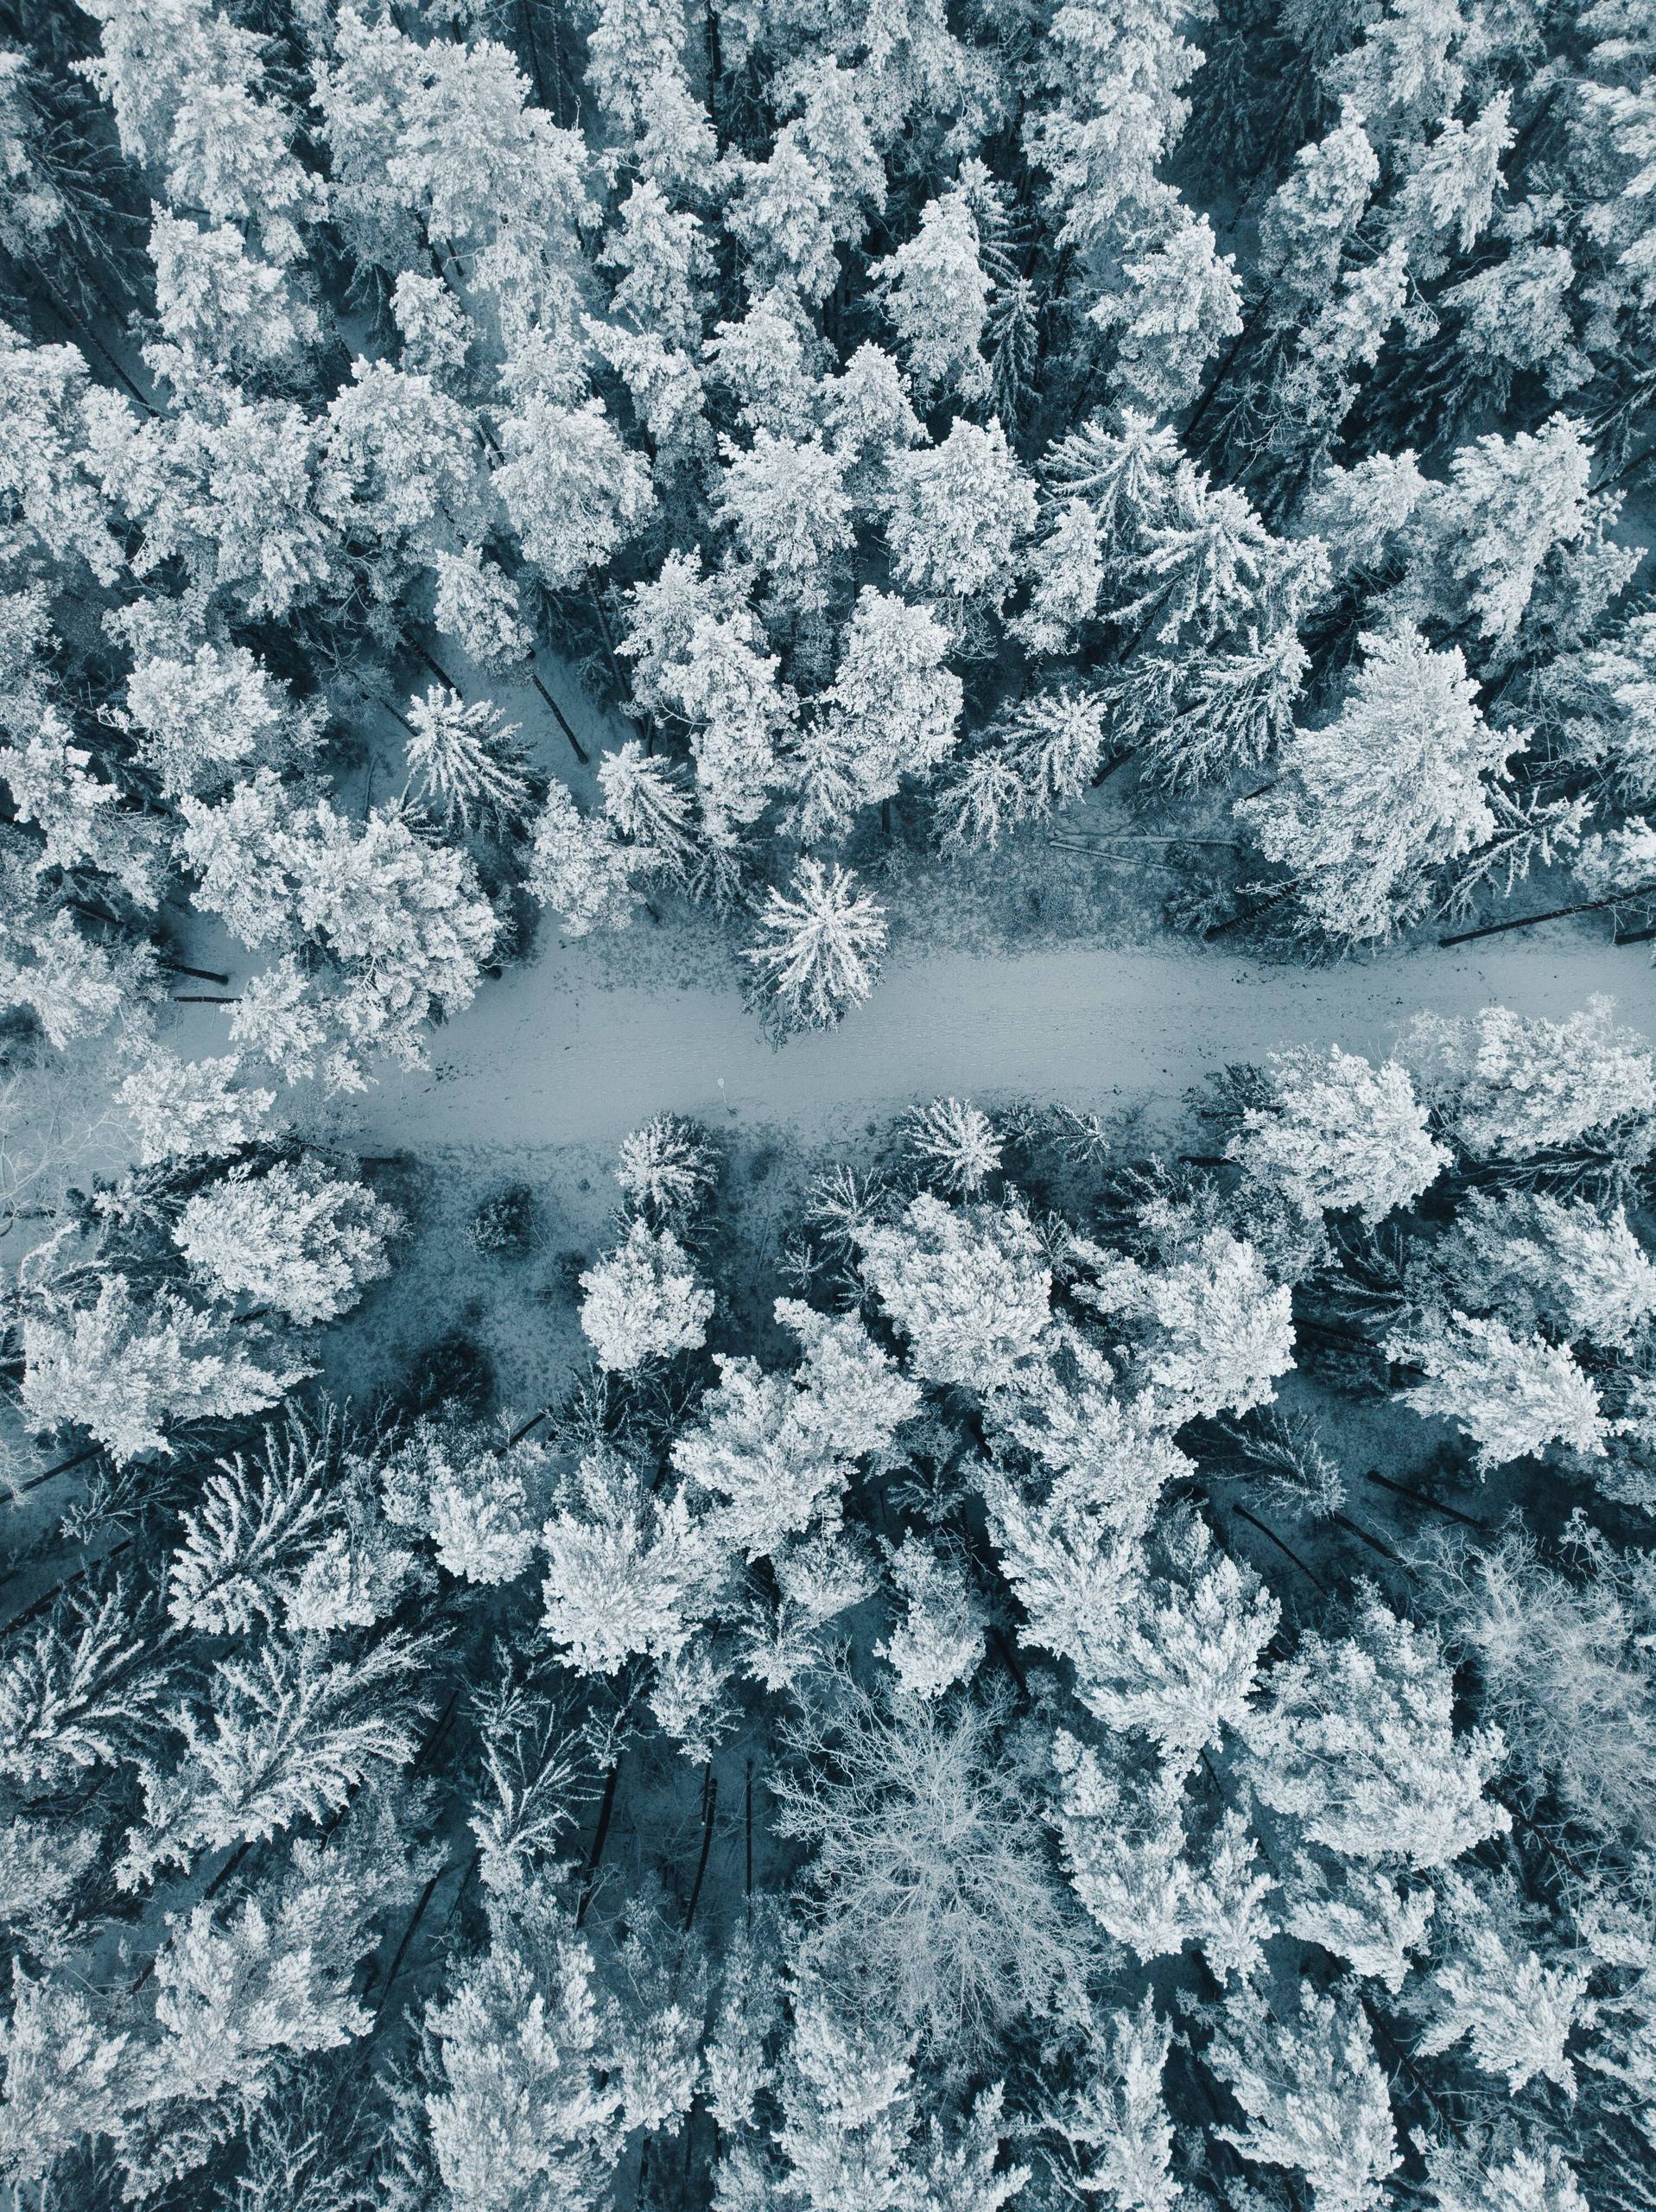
[174,1156,400,1326]
[1207,1984,1399,2212]
[1240,1592,1509,1869]
[1238,623,1524,944]
[743,858,888,1034]
[578,1217,713,1372]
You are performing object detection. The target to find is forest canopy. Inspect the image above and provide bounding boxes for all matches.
[4,0,1656,2208]
[0,0,1653,1056]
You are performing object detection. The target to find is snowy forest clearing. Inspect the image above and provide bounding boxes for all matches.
[168,924,1656,1156]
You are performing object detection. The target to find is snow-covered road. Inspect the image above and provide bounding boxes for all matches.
[180,927,1656,1160]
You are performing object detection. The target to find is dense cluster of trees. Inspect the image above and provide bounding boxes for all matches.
[6,0,1656,2204]
[7,997,1656,2208]
[1,0,1654,1058]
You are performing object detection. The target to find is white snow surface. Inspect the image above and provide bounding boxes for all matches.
[168,927,1656,1156]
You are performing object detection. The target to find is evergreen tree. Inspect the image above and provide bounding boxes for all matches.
[1105,213,1243,417]
[174,1156,401,1326]
[526,781,639,938]
[1238,624,1536,944]
[423,1938,625,2212]
[1207,1985,1399,2212]
[0,1577,158,1793]
[1240,1594,1508,1869]
[1229,1045,1448,1222]
[541,1450,720,1674]
[404,687,534,835]
[985,1366,1192,1661]
[1284,1856,1436,1993]
[904,1096,1003,1198]
[0,1964,135,2187]
[599,742,700,882]
[771,1980,916,2212]
[1439,1189,1656,1350]
[872,187,992,406]
[885,419,1038,613]
[792,591,961,840]
[117,638,315,804]
[875,1536,986,1699]
[1081,1227,1295,1424]
[715,430,854,620]
[116,1049,276,1166]
[1387,1308,1608,1469]
[1047,1995,1184,2212]
[614,1111,719,1224]
[495,390,656,594]
[22,1274,307,1463]
[1405,997,1656,1161]
[1075,1514,1278,1772]
[430,542,536,670]
[165,1426,333,1635]
[117,1630,427,1886]
[743,858,889,1033]
[1418,1875,1590,2092]
[181,781,501,1083]
[579,1217,714,1371]
[859,1194,1052,1392]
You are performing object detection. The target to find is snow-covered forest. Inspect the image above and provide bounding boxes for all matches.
[14,1020,1656,2212]
[5,0,1656,2204]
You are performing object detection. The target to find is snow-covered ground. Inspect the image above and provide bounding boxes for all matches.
[168,919,1656,1157]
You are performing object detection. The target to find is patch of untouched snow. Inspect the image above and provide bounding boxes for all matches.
[164,928,1656,1157]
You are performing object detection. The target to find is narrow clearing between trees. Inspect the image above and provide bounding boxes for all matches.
[170,926,1656,1160]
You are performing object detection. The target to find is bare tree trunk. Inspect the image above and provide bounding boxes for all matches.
[1437,882,1656,947]
[201,1836,256,1904]
[575,1758,621,1927]
[705,0,721,140]
[1331,1511,1406,1567]
[587,582,628,702]
[373,690,417,734]
[1608,440,1656,491]
[504,1404,552,1448]
[1206,886,1293,940]
[1228,1501,1329,1592]
[1088,749,1134,787]
[2,1541,133,1640]
[683,1764,718,1931]
[530,668,590,763]
[411,640,463,692]
[1183,309,1260,441]
[1507,80,1562,168]
[989,1624,1031,1705]
[160,961,232,986]
[35,284,156,414]
[373,1865,447,2024]
[517,0,548,105]
[412,1687,463,1774]
[1363,1468,1487,1531]
[10,1442,105,1496]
